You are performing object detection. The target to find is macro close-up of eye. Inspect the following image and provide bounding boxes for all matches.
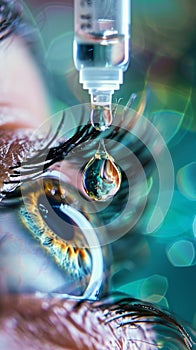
[0,0,196,349]
[1,173,111,297]
[0,101,153,297]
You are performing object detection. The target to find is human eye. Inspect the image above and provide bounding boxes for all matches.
[0,98,146,295]
[0,142,193,350]
[0,104,194,349]
[0,1,195,349]
[0,113,112,299]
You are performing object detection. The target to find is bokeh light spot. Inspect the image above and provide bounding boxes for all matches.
[143,191,195,239]
[116,274,168,307]
[151,110,184,144]
[141,274,168,304]
[177,162,196,201]
[166,240,195,267]
[193,216,196,238]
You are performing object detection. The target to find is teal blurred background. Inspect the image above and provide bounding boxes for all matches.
[24,0,196,330]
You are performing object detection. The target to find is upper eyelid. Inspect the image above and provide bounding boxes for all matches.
[5,102,132,175]
[0,112,96,201]
[0,102,151,202]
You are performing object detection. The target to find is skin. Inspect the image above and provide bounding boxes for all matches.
[0,29,127,350]
[0,12,193,350]
[0,295,115,350]
[0,35,49,129]
[0,295,136,350]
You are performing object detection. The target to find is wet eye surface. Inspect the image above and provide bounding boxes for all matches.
[0,108,194,348]
[0,175,110,298]
[0,104,149,300]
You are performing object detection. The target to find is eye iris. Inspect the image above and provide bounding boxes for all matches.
[38,194,75,241]
[20,178,94,295]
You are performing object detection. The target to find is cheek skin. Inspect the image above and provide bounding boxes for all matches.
[0,296,124,350]
[0,35,50,130]
[0,34,50,188]
[0,22,122,350]
[0,296,99,350]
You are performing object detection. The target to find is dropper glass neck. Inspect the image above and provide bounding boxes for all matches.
[89,90,113,131]
[90,89,113,106]
[79,67,123,131]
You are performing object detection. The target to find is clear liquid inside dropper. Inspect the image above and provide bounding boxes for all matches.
[90,104,112,131]
[90,91,113,131]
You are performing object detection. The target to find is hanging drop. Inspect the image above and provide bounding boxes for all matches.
[90,104,112,131]
[82,140,121,201]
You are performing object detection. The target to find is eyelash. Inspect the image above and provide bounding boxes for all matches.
[74,297,193,350]
[10,110,100,180]
[0,7,193,348]
[116,300,193,350]
[0,0,22,41]
[3,97,149,200]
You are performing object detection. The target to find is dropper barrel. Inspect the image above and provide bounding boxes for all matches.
[73,0,131,130]
[73,0,131,92]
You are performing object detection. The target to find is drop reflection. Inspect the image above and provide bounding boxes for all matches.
[82,140,121,201]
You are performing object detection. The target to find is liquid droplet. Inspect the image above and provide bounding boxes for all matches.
[82,141,121,201]
[90,104,112,131]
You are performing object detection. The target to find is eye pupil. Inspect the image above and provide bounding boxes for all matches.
[37,194,75,241]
